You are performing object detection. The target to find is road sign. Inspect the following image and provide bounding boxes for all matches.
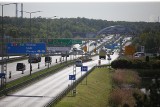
[7,43,46,54]
[124,45,135,55]
[69,75,76,80]
[0,73,6,78]
[105,43,118,49]
[47,47,71,52]
[48,39,82,46]
[48,39,72,46]
[81,66,88,72]
[72,40,82,44]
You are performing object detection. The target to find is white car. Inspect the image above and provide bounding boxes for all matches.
[134,52,145,57]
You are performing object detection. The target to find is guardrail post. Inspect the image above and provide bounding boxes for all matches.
[59,58,61,62]
[38,62,40,69]
[22,70,24,74]
[30,64,32,71]
[9,71,11,79]
[56,59,57,63]
[47,63,49,69]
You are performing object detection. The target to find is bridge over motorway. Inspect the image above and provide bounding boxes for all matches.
[96,25,134,36]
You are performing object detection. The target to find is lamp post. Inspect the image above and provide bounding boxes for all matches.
[46,16,57,40]
[0,3,17,87]
[46,16,57,68]
[22,10,42,75]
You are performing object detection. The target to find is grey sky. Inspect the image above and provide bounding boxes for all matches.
[1,2,160,22]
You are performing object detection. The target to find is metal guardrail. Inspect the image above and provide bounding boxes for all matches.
[44,66,96,107]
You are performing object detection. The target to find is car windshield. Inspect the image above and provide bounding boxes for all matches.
[76,60,82,63]
[17,63,23,67]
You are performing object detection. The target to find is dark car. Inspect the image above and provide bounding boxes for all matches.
[45,56,52,63]
[75,59,83,67]
[16,63,26,71]
[28,54,41,63]
[61,52,69,57]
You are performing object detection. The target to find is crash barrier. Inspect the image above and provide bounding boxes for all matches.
[44,66,95,107]
[0,56,28,64]
[95,64,111,68]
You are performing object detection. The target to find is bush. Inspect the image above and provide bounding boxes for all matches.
[110,69,144,107]
[152,60,160,69]
[131,59,143,69]
[112,69,141,87]
[145,56,150,62]
[111,59,160,69]
[109,88,136,107]
[111,59,132,69]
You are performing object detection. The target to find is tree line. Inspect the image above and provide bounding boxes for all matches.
[132,23,160,53]
[0,16,160,53]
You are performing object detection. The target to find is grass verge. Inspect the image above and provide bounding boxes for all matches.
[54,67,112,107]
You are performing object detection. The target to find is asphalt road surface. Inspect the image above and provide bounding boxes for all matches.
[0,52,119,107]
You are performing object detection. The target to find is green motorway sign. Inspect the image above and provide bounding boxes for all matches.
[72,40,82,44]
[48,39,82,46]
[48,39,72,46]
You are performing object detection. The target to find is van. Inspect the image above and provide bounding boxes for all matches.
[75,60,83,67]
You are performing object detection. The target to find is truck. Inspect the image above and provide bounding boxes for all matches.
[99,49,106,59]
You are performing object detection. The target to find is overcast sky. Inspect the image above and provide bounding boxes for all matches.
[1,2,160,22]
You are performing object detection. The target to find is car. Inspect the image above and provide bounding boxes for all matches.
[45,56,52,63]
[28,54,41,63]
[61,52,69,57]
[73,48,77,51]
[16,63,26,71]
[134,52,145,57]
[111,51,114,55]
[75,59,83,67]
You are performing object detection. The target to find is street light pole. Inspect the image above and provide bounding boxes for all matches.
[46,16,57,67]
[1,5,4,86]
[46,16,57,40]
[22,10,42,75]
[0,3,17,87]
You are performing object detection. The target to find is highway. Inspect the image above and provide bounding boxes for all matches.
[0,43,89,82]
[0,52,119,107]
[0,36,113,82]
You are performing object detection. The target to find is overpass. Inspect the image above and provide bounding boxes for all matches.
[96,25,134,36]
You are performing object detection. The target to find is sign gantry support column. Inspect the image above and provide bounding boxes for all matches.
[72,54,76,96]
